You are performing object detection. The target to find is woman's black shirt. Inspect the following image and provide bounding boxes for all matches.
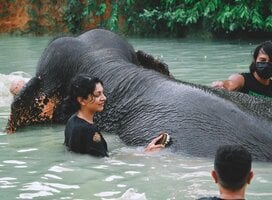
[64,114,108,157]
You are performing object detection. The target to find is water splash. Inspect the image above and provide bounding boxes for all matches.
[0,71,31,107]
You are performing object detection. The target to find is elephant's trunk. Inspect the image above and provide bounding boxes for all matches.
[6,114,15,134]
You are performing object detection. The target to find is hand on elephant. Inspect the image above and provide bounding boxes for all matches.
[144,134,166,153]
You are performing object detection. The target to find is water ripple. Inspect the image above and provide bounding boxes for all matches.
[94,191,121,198]
[43,182,79,189]
[18,181,79,199]
[104,175,124,182]
[97,188,147,200]
[92,165,108,169]
[17,148,38,153]
[48,165,74,173]
[0,142,8,145]
[15,165,28,168]
[3,160,26,165]
[0,177,18,189]
[107,159,127,166]
[18,191,54,199]
[43,174,62,180]
[128,163,145,167]
[124,171,140,175]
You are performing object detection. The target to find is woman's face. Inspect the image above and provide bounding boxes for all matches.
[84,83,106,113]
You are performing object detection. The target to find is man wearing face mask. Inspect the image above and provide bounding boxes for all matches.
[211,41,272,98]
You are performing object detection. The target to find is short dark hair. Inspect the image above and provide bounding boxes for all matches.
[214,145,252,191]
[249,41,272,73]
[63,74,103,114]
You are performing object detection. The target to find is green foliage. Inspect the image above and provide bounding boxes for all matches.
[0,1,10,18]
[64,0,85,34]
[84,1,107,17]
[6,0,271,37]
[265,16,272,30]
[118,0,272,36]
[107,1,119,32]
[26,0,45,35]
[64,0,112,34]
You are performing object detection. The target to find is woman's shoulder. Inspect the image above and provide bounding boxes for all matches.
[66,114,100,133]
[67,114,92,129]
[68,114,90,124]
[67,113,77,122]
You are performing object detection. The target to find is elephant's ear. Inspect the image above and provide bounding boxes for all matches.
[136,50,171,77]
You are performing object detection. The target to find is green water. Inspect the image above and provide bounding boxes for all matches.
[0,35,271,200]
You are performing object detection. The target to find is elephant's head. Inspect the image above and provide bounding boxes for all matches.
[6,77,60,133]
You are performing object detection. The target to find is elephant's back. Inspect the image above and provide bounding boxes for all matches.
[78,29,139,65]
[36,37,87,92]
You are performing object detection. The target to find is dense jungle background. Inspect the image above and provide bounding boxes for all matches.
[1,0,272,38]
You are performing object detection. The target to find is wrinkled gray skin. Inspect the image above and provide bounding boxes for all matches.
[8,29,272,161]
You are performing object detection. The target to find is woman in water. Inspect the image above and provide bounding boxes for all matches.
[63,74,165,157]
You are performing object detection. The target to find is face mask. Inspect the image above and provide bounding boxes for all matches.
[255,62,272,79]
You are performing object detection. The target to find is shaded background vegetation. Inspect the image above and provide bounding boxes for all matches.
[1,0,272,38]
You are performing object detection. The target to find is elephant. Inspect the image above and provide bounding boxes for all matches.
[7,29,272,161]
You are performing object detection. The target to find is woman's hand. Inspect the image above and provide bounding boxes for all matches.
[144,134,165,153]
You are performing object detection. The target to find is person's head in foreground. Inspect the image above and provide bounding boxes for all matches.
[212,145,253,200]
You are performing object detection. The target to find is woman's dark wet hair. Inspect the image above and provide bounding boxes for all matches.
[249,41,272,73]
[62,74,103,115]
